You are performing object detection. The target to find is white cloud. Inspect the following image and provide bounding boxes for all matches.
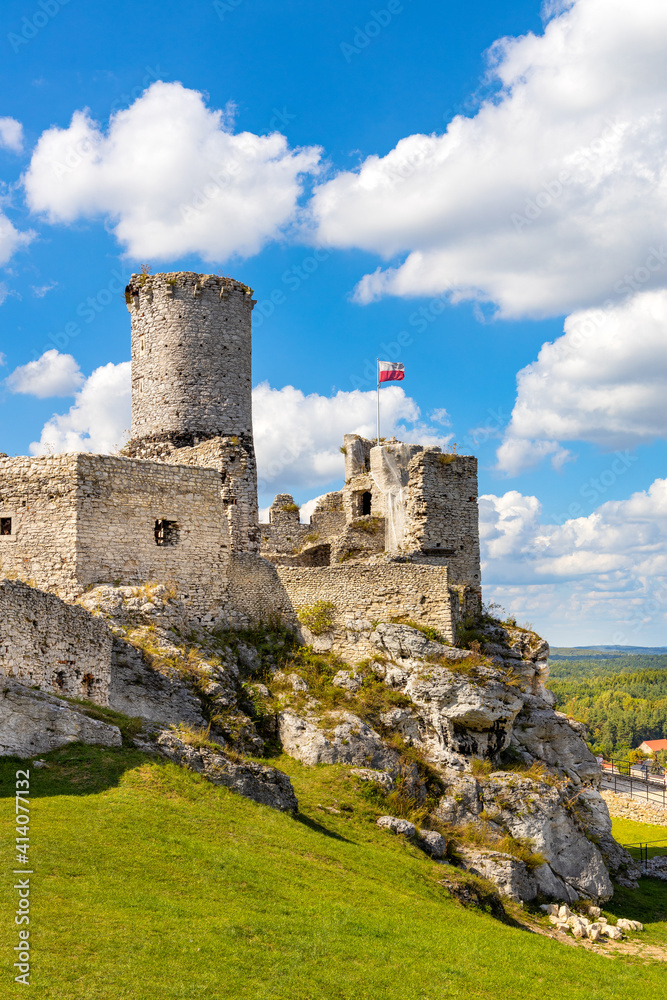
[30,361,131,455]
[481,479,667,644]
[23,81,321,262]
[497,289,667,473]
[311,0,667,318]
[28,369,450,494]
[0,118,23,153]
[0,211,33,268]
[252,381,452,499]
[6,349,84,398]
[31,281,57,298]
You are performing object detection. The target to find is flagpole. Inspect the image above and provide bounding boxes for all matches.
[376,358,380,446]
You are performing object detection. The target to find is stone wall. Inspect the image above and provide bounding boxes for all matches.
[0,454,79,598]
[227,553,294,625]
[0,579,112,704]
[75,455,229,611]
[126,272,255,449]
[276,561,456,657]
[0,454,231,611]
[404,452,481,588]
[163,436,258,553]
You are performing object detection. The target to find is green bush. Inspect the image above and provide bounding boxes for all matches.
[297,600,336,635]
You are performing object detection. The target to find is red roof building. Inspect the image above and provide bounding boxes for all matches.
[638,739,667,753]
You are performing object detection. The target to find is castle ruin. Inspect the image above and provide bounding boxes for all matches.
[0,271,482,684]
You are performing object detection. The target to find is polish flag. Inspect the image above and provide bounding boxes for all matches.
[379,361,405,383]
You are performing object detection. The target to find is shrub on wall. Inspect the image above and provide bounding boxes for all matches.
[297,600,336,635]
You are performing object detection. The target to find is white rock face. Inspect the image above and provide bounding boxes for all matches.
[278,711,401,770]
[0,678,122,756]
[372,623,471,662]
[459,847,538,903]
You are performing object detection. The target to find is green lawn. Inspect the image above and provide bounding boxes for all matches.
[1,745,667,999]
[611,816,667,859]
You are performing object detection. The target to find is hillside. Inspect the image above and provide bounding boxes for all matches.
[1,743,666,1000]
[546,654,667,755]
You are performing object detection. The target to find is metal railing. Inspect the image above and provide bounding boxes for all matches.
[620,839,667,863]
[601,762,667,808]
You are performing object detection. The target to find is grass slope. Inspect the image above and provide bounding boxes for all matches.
[1,745,667,999]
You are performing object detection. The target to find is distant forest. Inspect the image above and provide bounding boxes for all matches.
[546,653,667,757]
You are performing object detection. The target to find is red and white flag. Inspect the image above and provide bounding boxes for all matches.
[378,361,405,383]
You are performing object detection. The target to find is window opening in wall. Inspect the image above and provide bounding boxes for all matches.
[0,517,12,535]
[361,491,372,516]
[154,519,180,546]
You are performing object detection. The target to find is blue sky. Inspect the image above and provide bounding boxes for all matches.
[2,0,667,645]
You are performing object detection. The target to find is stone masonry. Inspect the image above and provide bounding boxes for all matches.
[125,272,258,553]
[0,452,228,609]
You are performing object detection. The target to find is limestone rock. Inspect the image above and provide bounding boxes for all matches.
[478,772,613,902]
[512,699,601,784]
[376,815,416,837]
[459,847,538,902]
[0,678,122,756]
[418,829,448,858]
[401,663,524,766]
[156,730,297,812]
[109,638,207,727]
[617,918,643,932]
[332,669,363,692]
[278,710,400,770]
[372,623,470,662]
[350,768,394,790]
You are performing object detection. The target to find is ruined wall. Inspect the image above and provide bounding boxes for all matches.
[276,562,456,656]
[0,454,79,598]
[404,453,481,588]
[0,579,112,704]
[227,553,294,625]
[74,455,229,612]
[163,436,258,553]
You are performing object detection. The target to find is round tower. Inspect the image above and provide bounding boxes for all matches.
[126,271,255,454]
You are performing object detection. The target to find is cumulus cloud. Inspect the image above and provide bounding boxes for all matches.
[30,361,131,455]
[252,382,452,499]
[0,211,33,268]
[497,289,667,473]
[480,480,667,643]
[312,0,667,318]
[23,81,321,262]
[0,117,23,153]
[6,349,85,398]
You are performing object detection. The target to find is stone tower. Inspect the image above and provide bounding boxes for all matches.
[126,271,254,452]
[125,271,259,553]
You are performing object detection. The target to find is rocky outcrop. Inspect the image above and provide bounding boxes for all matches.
[156,730,298,812]
[274,620,634,903]
[371,624,471,663]
[279,710,402,771]
[0,678,121,756]
[459,848,538,903]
